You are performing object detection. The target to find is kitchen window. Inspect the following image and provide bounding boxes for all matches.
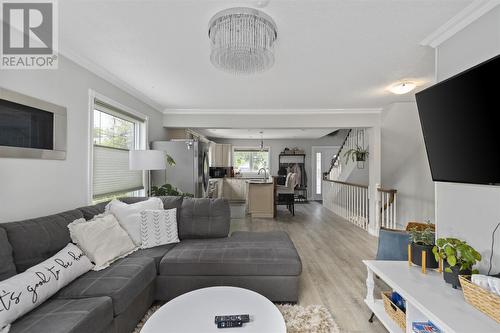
[91,98,146,202]
[233,147,270,175]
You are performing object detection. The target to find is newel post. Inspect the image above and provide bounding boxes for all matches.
[367,126,381,237]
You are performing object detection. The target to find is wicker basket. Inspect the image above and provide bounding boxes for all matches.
[381,291,406,330]
[459,275,500,323]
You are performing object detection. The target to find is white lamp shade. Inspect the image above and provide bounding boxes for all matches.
[129,150,166,170]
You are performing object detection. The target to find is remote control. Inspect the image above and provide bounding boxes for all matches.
[215,315,250,323]
[217,321,243,329]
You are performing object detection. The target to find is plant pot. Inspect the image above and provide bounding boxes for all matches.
[355,152,367,162]
[410,243,438,269]
[443,261,471,289]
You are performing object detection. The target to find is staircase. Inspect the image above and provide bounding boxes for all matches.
[328,128,366,183]
[323,129,399,235]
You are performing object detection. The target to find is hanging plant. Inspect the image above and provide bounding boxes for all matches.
[343,145,369,164]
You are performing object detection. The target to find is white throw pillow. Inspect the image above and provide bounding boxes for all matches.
[105,198,163,246]
[140,209,180,249]
[0,243,93,332]
[68,214,137,271]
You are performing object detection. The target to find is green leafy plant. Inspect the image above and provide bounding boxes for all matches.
[408,222,435,246]
[165,154,176,167]
[432,238,481,274]
[343,145,369,164]
[150,183,194,198]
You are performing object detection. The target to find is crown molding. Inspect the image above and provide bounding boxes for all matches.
[162,108,383,115]
[59,45,164,112]
[421,0,500,48]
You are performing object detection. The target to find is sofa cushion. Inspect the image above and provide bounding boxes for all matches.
[77,196,183,221]
[9,297,113,333]
[77,202,108,221]
[122,196,184,221]
[128,244,177,270]
[160,231,302,276]
[0,228,16,281]
[158,196,184,221]
[179,198,230,239]
[118,197,148,205]
[54,257,156,315]
[1,209,84,273]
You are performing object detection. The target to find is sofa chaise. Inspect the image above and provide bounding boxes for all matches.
[0,197,302,333]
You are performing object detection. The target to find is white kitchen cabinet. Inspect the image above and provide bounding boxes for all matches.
[222,144,231,166]
[210,143,232,167]
[222,178,247,201]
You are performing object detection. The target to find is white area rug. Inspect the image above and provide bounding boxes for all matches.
[133,303,340,333]
[276,304,340,333]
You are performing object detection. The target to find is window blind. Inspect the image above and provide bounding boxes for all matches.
[93,145,143,198]
[94,100,144,123]
[233,147,269,152]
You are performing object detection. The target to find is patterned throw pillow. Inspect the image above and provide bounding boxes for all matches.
[140,209,180,249]
[105,198,164,246]
[0,244,93,332]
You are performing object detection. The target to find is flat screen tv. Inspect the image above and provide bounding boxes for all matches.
[415,54,500,185]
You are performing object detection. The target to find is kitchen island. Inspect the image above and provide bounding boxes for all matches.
[246,178,274,218]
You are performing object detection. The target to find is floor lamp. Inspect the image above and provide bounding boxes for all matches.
[129,150,166,196]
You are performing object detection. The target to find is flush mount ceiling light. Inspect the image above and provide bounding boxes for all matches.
[255,0,271,8]
[388,81,417,95]
[208,7,278,74]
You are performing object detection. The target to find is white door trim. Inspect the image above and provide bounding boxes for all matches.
[311,146,340,201]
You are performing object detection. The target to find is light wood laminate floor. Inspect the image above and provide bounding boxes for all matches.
[230,201,388,333]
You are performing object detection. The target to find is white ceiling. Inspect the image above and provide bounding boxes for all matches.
[197,128,338,139]
[60,0,472,111]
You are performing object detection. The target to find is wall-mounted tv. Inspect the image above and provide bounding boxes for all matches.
[415,54,500,185]
[0,88,67,160]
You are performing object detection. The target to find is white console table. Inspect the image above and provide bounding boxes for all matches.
[363,260,499,333]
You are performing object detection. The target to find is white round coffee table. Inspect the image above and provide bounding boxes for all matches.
[141,287,286,333]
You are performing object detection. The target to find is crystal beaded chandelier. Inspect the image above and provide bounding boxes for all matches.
[208,7,278,74]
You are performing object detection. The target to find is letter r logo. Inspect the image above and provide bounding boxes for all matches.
[2,2,53,54]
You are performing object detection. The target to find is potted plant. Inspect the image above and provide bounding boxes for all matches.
[343,145,369,164]
[150,183,194,198]
[432,238,481,289]
[408,223,438,269]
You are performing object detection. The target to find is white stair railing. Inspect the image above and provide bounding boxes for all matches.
[325,179,369,231]
[323,180,399,234]
[376,187,398,230]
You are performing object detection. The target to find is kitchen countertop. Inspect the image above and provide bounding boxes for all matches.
[209,177,274,184]
[246,179,273,184]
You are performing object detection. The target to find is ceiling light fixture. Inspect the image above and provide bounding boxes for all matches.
[389,81,417,95]
[259,131,264,151]
[208,7,278,74]
[255,0,271,8]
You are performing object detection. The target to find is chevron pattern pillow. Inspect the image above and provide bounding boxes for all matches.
[139,209,180,249]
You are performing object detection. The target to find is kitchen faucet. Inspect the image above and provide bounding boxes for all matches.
[258,168,268,180]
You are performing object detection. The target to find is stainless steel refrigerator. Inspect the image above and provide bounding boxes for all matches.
[151,140,209,198]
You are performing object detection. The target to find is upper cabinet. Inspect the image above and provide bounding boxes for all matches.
[209,143,232,167]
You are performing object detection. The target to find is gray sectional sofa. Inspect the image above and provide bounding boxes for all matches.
[0,197,302,333]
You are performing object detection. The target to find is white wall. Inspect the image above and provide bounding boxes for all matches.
[213,130,349,199]
[0,56,167,222]
[381,102,435,228]
[163,112,382,129]
[435,6,500,274]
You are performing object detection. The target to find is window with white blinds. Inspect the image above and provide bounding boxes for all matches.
[92,100,145,200]
[233,147,270,173]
